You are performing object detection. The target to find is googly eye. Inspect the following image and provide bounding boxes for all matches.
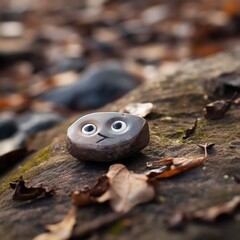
[82,124,97,135]
[111,120,127,133]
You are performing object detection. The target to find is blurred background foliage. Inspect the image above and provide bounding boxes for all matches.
[0,0,240,156]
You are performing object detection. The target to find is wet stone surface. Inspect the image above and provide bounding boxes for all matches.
[0,49,240,240]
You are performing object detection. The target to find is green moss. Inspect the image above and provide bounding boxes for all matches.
[110,220,125,235]
[176,129,184,133]
[19,146,49,174]
[175,119,209,143]
[151,134,175,146]
[175,129,185,142]
[0,146,50,194]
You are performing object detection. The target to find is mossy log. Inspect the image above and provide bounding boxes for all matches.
[1,48,240,240]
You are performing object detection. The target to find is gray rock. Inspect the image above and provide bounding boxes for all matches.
[0,113,18,140]
[67,112,150,162]
[45,57,86,75]
[40,61,139,109]
[17,112,63,136]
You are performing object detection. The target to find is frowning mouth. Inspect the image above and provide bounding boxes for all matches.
[96,133,110,143]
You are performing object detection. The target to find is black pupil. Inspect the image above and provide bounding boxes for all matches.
[84,125,94,132]
[113,122,122,129]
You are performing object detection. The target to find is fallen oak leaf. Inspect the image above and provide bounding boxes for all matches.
[166,195,240,230]
[146,143,214,179]
[97,164,157,213]
[33,206,77,240]
[203,92,239,120]
[72,164,157,213]
[120,102,154,118]
[10,176,55,201]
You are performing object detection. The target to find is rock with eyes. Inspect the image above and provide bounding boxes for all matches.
[66,112,150,162]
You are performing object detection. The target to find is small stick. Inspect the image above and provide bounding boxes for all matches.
[197,143,215,158]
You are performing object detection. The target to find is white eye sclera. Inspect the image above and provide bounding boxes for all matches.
[111,120,127,133]
[82,123,97,135]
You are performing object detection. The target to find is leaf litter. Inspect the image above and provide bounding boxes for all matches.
[203,92,240,120]
[97,164,157,213]
[34,164,157,240]
[72,175,110,207]
[120,102,154,118]
[146,143,215,179]
[73,164,157,213]
[33,206,77,240]
[33,143,217,239]
[166,196,240,230]
[10,176,55,201]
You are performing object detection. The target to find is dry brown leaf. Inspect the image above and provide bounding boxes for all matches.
[72,175,110,207]
[97,164,156,213]
[33,206,77,240]
[72,164,157,213]
[193,196,240,222]
[203,92,239,120]
[120,102,154,118]
[147,143,214,179]
[166,196,240,230]
[10,176,55,201]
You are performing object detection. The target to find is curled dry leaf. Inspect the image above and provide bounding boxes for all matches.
[33,206,77,240]
[97,164,157,213]
[72,164,157,213]
[146,143,214,179]
[10,176,55,201]
[166,196,240,230]
[203,92,239,120]
[193,196,240,222]
[182,119,198,141]
[120,102,154,118]
[72,175,110,207]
